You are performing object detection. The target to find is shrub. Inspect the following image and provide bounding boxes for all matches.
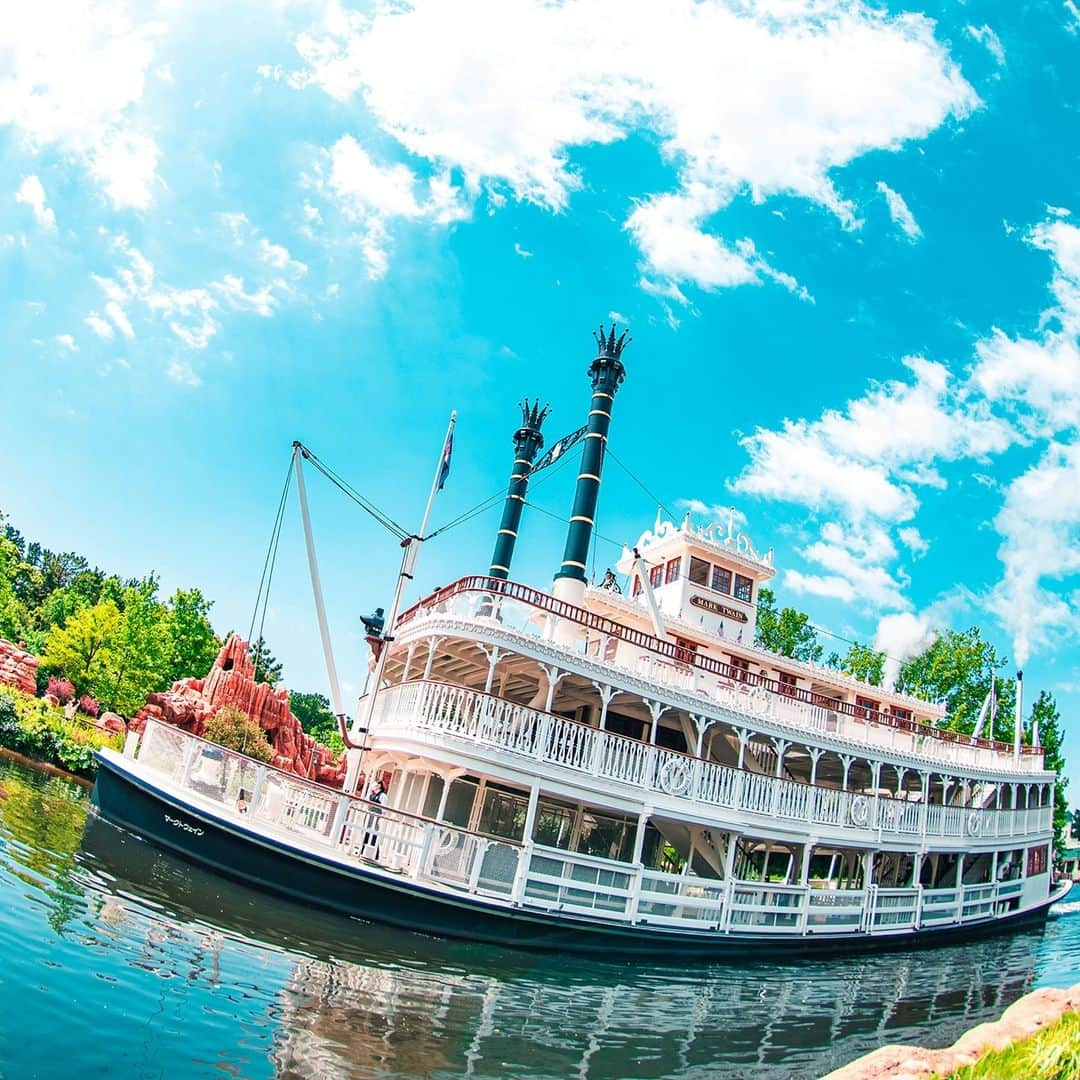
[77,694,100,718]
[46,676,75,704]
[202,705,274,763]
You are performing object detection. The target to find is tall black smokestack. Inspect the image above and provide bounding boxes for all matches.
[552,324,629,606]
[489,399,549,580]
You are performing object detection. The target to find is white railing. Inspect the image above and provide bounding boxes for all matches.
[129,720,1050,940]
[400,588,1047,775]
[370,681,1053,845]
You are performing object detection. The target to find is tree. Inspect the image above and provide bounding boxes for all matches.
[41,600,121,690]
[754,587,823,662]
[163,588,220,684]
[251,636,282,686]
[896,627,1015,736]
[100,579,168,715]
[290,690,337,740]
[1029,691,1069,853]
[838,642,886,686]
[203,705,274,763]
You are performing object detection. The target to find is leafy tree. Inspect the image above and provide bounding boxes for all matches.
[290,690,337,740]
[896,627,1015,736]
[163,588,220,684]
[101,579,168,715]
[203,705,274,763]
[838,642,886,686]
[754,587,823,663]
[0,532,30,643]
[1029,691,1069,853]
[41,600,121,690]
[251,636,282,686]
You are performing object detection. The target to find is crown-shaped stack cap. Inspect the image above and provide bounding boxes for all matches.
[593,323,631,360]
[519,398,551,431]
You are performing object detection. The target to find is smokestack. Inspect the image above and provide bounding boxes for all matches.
[1013,670,1024,761]
[489,400,549,580]
[552,324,629,606]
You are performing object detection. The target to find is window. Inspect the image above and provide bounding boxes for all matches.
[674,636,698,666]
[1027,845,1048,876]
[892,706,911,723]
[649,563,663,588]
[665,557,681,584]
[733,573,753,603]
[730,655,750,683]
[778,671,797,697]
[855,696,879,721]
[689,556,710,586]
[631,575,642,598]
[534,799,576,849]
[711,565,731,594]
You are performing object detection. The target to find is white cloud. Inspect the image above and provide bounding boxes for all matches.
[1066,0,1080,34]
[607,310,628,325]
[989,441,1080,666]
[258,237,308,277]
[1047,204,1072,218]
[291,0,975,291]
[874,612,938,689]
[15,175,56,230]
[876,180,922,241]
[965,24,1005,65]
[85,313,114,339]
[167,360,201,387]
[0,4,162,208]
[514,242,533,258]
[898,526,929,558]
[55,333,77,352]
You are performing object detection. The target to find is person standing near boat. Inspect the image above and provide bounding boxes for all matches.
[363,778,388,859]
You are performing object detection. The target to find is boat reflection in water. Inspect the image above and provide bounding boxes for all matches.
[78,815,1049,1079]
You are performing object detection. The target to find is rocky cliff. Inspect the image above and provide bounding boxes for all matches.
[0,638,39,697]
[134,634,346,787]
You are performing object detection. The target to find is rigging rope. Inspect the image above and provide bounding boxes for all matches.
[247,460,293,647]
[605,446,680,524]
[298,443,409,541]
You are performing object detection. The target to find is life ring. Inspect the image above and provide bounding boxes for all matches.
[850,794,871,827]
[967,811,981,837]
[658,758,691,797]
[748,688,770,715]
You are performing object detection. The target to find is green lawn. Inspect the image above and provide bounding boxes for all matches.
[943,1011,1080,1079]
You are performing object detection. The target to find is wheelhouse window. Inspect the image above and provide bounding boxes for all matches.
[689,556,710,586]
[855,696,879,720]
[733,573,753,603]
[649,563,663,588]
[665,557,681,584]
[711,566,732,594]
[777,671,797,697]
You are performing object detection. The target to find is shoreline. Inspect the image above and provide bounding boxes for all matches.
[825,982,1080,1078]
[0,746,95,790]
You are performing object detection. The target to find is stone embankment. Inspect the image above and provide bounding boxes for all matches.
[0,639,39,697]
[134,634,346,787]
[824,982,1080,1078]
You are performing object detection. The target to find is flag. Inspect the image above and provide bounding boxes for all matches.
[437,429,453,491]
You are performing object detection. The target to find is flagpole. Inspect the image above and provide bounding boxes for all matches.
[351,411,457,754]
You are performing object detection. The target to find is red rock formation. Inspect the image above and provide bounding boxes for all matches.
[134,634,346,787]
[0,638,39,696]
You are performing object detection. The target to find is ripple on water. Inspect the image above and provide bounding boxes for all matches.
[1,756,1077,1079]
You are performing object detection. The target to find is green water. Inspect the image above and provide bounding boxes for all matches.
[1,756,1078,1079]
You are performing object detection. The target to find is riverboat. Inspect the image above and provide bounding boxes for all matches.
[92,325,1068,957]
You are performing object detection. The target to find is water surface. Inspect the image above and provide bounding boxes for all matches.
[1,756,1077,1079]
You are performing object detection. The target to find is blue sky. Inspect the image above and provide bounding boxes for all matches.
[2,1,1079,787]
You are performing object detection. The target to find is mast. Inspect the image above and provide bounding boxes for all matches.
[293,442,345,719]
[352,411,457,743]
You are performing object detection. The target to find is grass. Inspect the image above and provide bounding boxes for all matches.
[943,1010,1080,1080]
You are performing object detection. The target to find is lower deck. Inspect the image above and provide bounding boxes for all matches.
[97,720,1063,952]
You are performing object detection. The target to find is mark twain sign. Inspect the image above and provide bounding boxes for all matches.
[690,594,748,622]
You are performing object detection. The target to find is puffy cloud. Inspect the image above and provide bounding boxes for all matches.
[290,0,975,288]
[874,612,937,689]
[0,3,162,208]
[965,24,1005,65]
[876,180,922,241]
[15,175,56,230]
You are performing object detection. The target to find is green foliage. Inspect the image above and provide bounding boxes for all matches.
[40,599,121,691]
[251,636,283,686]
[163,588,220,685]
[896,627,1016,737]
[0,687,121,778]
[754,587,823,663]
[1030,690,1070,854]
[203,705,274,762]
[837,642,886,686]
[290,690,343,752]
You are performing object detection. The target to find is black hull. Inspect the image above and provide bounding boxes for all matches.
[91,753,1061,960]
